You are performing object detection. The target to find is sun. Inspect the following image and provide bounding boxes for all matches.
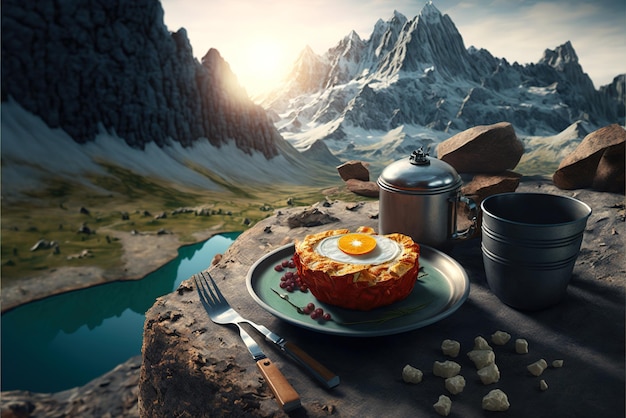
[240,39,287,95]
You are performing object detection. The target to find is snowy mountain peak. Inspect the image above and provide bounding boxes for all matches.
[539,41,579,70]
[262,4,623,167]
[345,29,362,42]
[390,10,408,25]
[419,1,442,23]
[266,44,328,99]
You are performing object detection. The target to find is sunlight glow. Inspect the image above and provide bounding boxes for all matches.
[236,39,288,95]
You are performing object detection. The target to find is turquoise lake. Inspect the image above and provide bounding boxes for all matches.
[1,232,239,393]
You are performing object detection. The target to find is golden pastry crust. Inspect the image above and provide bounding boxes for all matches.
[293,227,420,311]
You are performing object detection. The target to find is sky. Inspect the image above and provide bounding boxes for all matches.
[160,0,626,96]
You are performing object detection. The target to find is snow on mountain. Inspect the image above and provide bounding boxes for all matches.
[261,2,625,172]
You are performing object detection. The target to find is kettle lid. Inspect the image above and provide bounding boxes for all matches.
[377,148,462,194]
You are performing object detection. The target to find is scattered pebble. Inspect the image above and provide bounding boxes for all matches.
[433,360,461,378]
[473,336,492,351]
[433,395,452,416]
[441,339,460,358]
[527,359,548,377]
[444,375,466,395]
[491,330,511,346]
[467,349,495,369]
[515,338,529,354]
[477,363,500,385]
[402,365,423,384]
[552,359,564,368]
[482,389,510,411]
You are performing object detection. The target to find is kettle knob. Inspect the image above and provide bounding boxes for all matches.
[409,147,430,166]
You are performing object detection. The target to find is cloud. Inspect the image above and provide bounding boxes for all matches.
[438,0,626,85]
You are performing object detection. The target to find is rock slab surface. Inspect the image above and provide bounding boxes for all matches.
[138,181,624,418]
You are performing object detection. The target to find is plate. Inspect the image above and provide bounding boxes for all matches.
[246,243,470,337]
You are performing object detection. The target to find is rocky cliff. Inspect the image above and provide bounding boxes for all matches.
[1,0,280,159]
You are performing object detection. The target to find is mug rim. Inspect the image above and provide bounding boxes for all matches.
[481,192,592,228]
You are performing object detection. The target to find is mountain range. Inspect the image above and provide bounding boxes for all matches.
[261,4,624,170]
[1,0,624,200]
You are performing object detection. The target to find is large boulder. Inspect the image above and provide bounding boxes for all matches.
[553,124,625,193]
[437,122,524,173]
[337,160,370,182]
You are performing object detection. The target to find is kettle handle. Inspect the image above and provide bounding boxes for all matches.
[451,195,477,241]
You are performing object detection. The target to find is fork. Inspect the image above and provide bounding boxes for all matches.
[194,271,339,388]
[194,271,301,411]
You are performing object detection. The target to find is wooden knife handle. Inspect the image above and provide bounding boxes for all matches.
[256,358,301,412]
[283,341,340,389]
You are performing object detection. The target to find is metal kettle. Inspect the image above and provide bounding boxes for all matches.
[377,148,477,250]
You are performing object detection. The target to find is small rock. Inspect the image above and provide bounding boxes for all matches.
[345,179,379,198]
[195,208,211,216]
[80,207,90,215]
[337,160,370,181]
[482,389,510,411]
[211,254,223,265]
[346,202,364,211]
[437,122,524,173]
[433,395,452,416]
[30,239,52,251]
[1,400,35,418]
[287,208,339,228]
[461,171,521,206]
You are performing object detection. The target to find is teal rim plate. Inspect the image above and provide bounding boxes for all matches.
[246,243,470,337]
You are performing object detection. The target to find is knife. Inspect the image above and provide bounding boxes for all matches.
[246,320,340,389]
[235,322,301,412]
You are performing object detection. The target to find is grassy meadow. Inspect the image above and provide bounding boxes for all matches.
[1,166,364,287]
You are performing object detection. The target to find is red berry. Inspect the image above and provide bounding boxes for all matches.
[322,313,331,321]
[281,260,290,267]
[274,264,283,272]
